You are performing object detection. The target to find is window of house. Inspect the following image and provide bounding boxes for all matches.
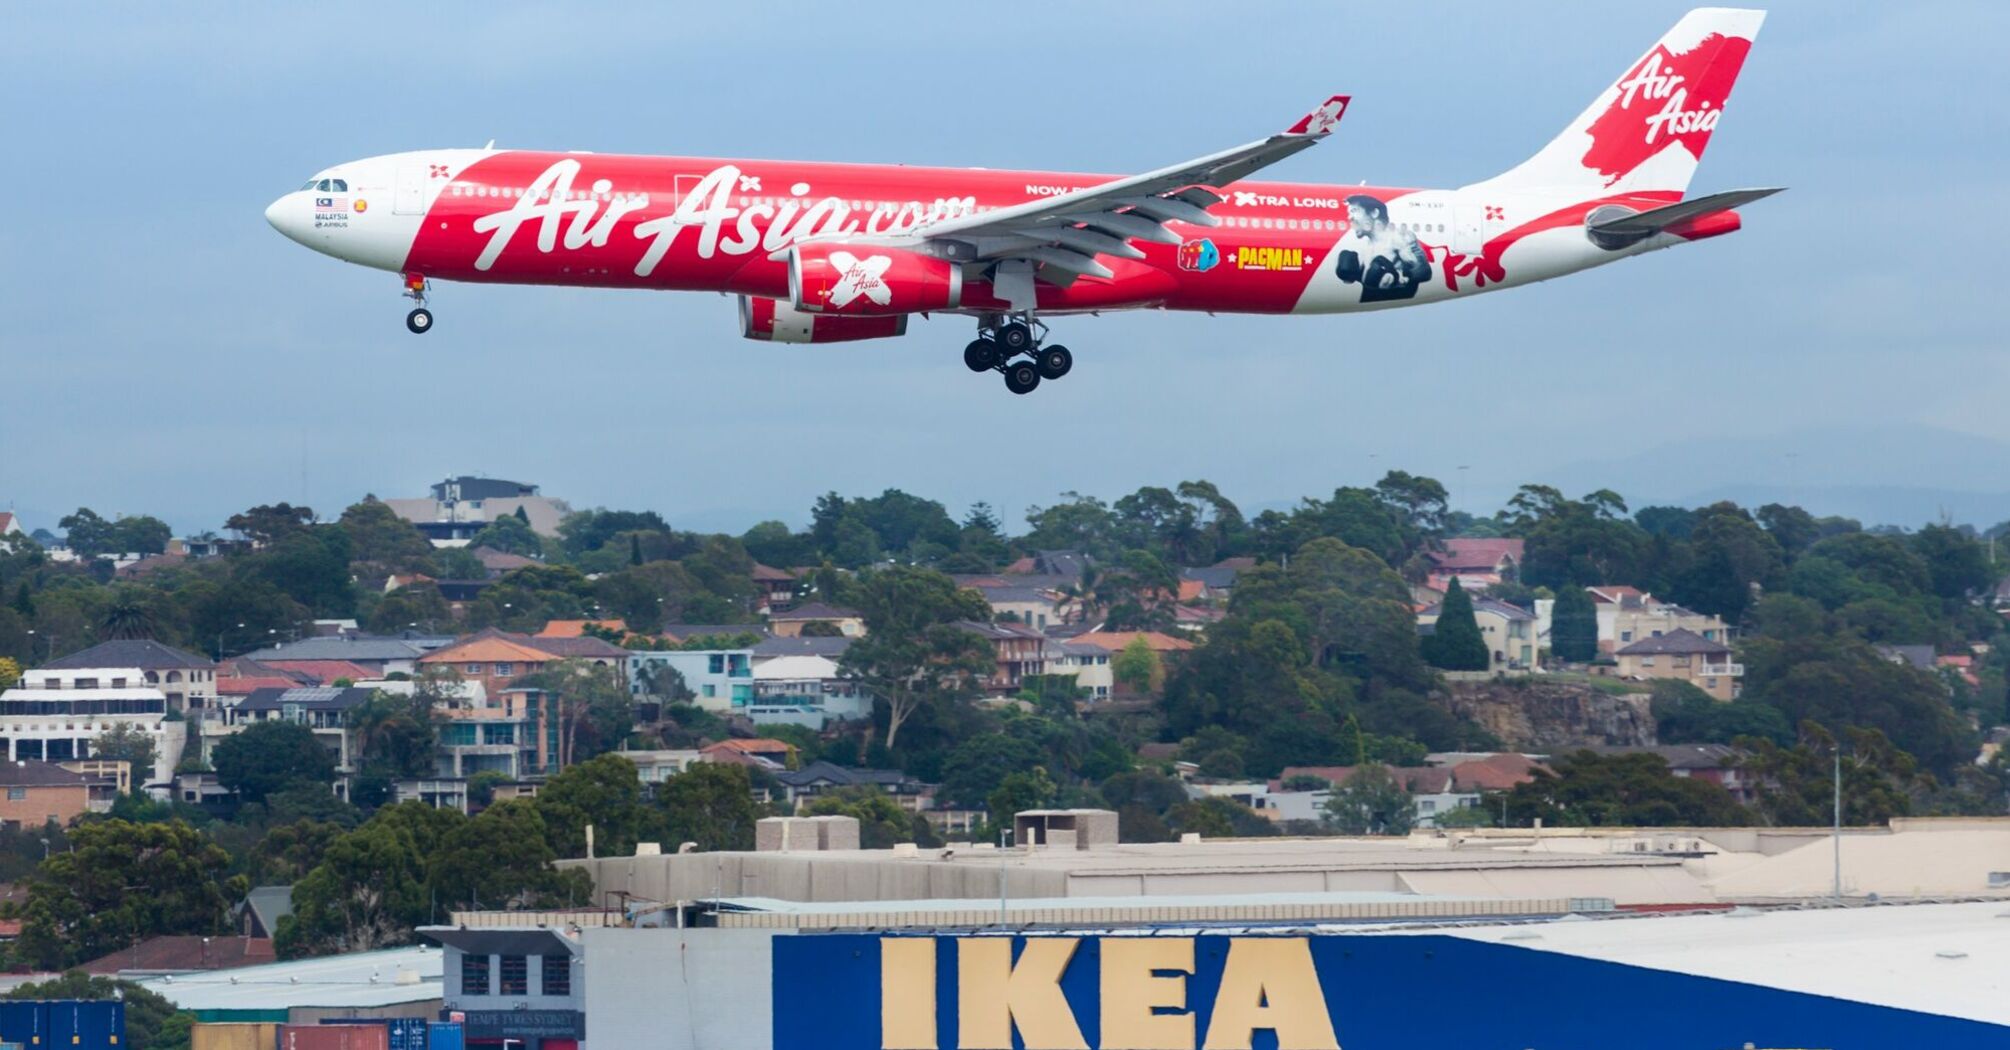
[462,953,491,995]
[495,663,514,677]
[1641,657,1656,668]
[702,684,716,698]
[6,788,24,801]
[708,654,725,674]
[500,954,528,996]
[542,954,571,997]
[466,663,484,675]
[1620,631,1633,642]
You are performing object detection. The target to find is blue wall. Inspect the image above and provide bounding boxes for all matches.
[773,932,2009,1049]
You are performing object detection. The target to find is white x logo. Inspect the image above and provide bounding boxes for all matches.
[826,251,892,307]
[1233,191,1258,207]
[738,175,762,192]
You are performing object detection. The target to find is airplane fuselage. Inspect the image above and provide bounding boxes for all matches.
[267,149,1720,318]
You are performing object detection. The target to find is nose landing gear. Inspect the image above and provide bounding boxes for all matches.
[403,272,433,334]
[969,314,1071,395]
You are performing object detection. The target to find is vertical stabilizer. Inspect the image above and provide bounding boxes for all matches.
[1470,8,1765,197]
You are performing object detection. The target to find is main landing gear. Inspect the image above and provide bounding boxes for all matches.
[403,272,433,334]
[963,314,1071,395]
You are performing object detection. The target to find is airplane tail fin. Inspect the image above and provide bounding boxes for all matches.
[1472,8,1765,197]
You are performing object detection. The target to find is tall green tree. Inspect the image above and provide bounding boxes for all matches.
[1550,584,1599,663]
[838,567,994,750]
[15,820,243,969]
[90,723,158,788]
[1422,577,1489,671]
[337,498,434,572]
[1501,751,1749,827]
[656,763,765,851]
[279,802,461,957]
[431,800,591,911]
[1322,764,1416,835]
[212,720,337,803]
[534,754,650,859]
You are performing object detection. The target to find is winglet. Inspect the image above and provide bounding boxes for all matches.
[1285,95,1350,137]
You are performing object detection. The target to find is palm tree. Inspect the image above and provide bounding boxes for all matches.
[98,587,159,640]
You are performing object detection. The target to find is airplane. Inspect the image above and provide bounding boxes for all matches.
[266,7,1776,396]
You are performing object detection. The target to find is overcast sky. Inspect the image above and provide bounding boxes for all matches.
[3,2,2005,535]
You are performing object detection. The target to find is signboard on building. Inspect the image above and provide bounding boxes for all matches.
[773,933,2004,1049]
[456,1010,584,1042]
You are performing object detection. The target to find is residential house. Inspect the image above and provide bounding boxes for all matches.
[769,602,865,638]
[1416,597,1537,673]
[1614,628,1743,700]
[237,886,294,939]
[770,760,930,812]
[1268,766,1481,828]
[0,761,110,829]
[968,584,1063,630]
[436,705,531,778]
[630,647,755,713]
[957,620,1049,694]
[383,476,573,542]
[750,634,852,663]
[255,659,378,686]
[472,546,541,576]
[615,748,707,785]
[80,935,276,979]
[1060,631,1195,697]
[215,658,316,702]
[1874,644,1936,673]
[418,627,630,701]
[1587,744,1755,804]
[221,686,376,771]
[1004,550,1095,587]
[1588,585,1732,655]
[0,667,183,775]
[1178,562,1244,604]
[0,511,24,551]
[752,564,799,614]
[701,738,799,769]
[39,639,216,715]
[1049,640,1114,700]
[537,619,628,639]
[242,634,440,677]
[662,623,771,646]
[62,758,132,796]
[750,654,871,728]
[395,777,470,813]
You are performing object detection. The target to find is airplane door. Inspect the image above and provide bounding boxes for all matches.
[394,164,430,215]
[1453,201,1487,256]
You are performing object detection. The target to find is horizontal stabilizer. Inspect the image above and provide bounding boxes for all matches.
[1589,187,1785,234]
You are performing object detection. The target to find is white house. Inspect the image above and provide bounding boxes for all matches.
[750,654,871,729]
[630,649,754,713]
[1048,640,1114,700]
[0,667,185,778]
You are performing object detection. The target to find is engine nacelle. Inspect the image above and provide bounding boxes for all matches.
[739,295,908,344]
[788,244,961,316]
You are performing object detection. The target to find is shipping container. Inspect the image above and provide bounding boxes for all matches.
[191,1022,282,1050]
[421,1024,461,1050]
[45,1001,123,1050]
[314,1019,424,1050]
[0,1002,43,1048]
[276,1025,388,1050]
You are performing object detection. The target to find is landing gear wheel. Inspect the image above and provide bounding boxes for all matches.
[405,307,434,334]
[1035,344,1073,380]
[1003,361,1041,395]
[964,339,999,373]
[996,322,1033,354]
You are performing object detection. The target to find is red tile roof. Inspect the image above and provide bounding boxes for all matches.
[1449,753,1546,791]
[1068,631,1195,654]
[79,935,275,976]
[1430,539,1525,572]
[260,660,378,684]
[537,619,629,638]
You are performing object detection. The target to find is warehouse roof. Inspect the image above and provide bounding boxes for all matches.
[138,945,442,1012]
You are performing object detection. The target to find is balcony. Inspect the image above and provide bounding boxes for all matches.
[1699,663,1744,677]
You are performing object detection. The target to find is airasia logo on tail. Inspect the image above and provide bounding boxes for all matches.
[1580,32,1752,185]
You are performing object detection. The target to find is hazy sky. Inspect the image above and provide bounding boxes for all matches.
[3,2,2005,535]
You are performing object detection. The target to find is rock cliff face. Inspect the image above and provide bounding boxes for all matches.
[1442,679,1656,750]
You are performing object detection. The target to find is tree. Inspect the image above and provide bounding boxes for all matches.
[365,582,453,634]
[431,800,591,911]
[337,498,434,572]
[656,762,765,851]
[98,584,164,640]
[250,819,346,884]
[1500,751,1749,826]
[15,820,242,969]
[1735,722,1934,826]
[1422,577,1489,671]
[212,720,337,803]
[431,546,486,580]
[1550,584,1598,663]
[803,786,939,849]
[516,659,632,766]
[90,723,158,788]
[0,656,18,691]
[937,732,1043,809]
[534,754,650,859]
[4,973,191,1050]
[348,691,437,779]
[58,508,116,557]
[226,503,316,545]
[1111,637,1162,695]
[280,802,461,957]
[838,567,994,750]
[1321,765,1415,835]
[1166,797,1277,838]
[468,514,544,557]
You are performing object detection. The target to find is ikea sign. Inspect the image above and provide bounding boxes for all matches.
[772,932,2010,1050]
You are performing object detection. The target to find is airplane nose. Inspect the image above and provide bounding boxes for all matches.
[264,192,311,244]
[264,195,286,231]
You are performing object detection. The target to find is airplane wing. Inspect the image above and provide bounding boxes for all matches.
[784,95,1349,306]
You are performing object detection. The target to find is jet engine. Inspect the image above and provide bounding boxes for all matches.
[787,244,961,316]
[739,295,908,344]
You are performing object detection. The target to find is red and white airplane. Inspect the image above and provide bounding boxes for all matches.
[267,7,1774,395]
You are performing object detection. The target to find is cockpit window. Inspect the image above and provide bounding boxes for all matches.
[301,180,319,191]
[330,179,347,192]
